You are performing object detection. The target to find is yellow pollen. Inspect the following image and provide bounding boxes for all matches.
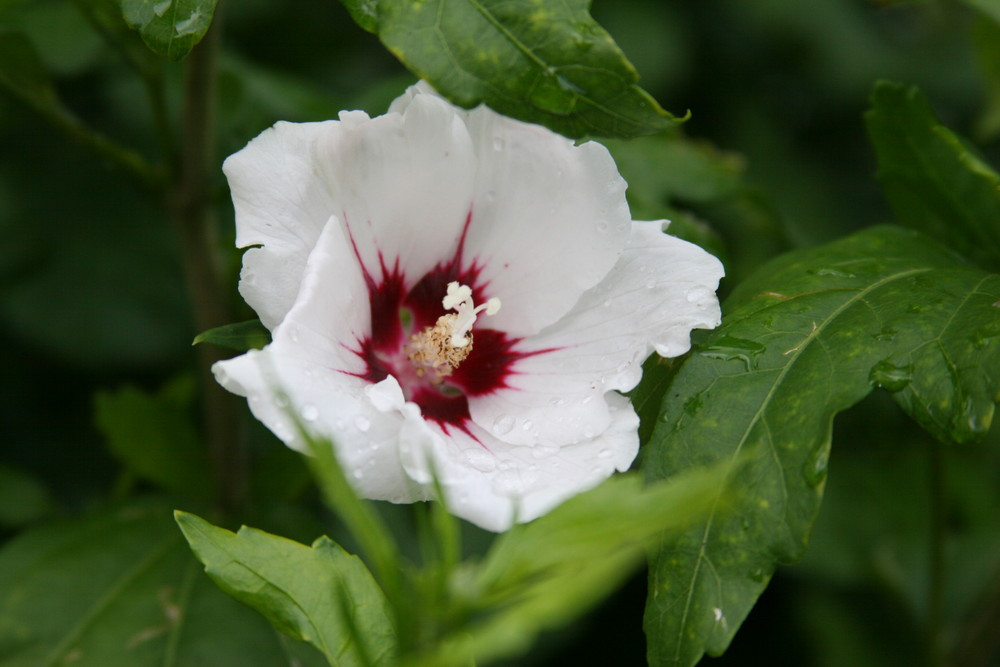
[405,282,501,382]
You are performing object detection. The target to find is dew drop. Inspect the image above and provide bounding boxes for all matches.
[465,449,497,473]
[803,447,829,487]
[645,279,657,289]
[532,445,559,459]
[275,394,289,408]
[352,469,364,480]
[521,419,535,432]
[493,414,515,435]
[301,404,319,421]
[354,415,371,432]
[596,221,609,233]
[493,137,505,151]
[288,325,300,343]
[597,448,612,459]
[749,568,768,583]
[868,360,913,393]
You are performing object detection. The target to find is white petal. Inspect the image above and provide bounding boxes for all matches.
[460,107,633,335]
[469,221,724,446]
[224,120,342,329]
[398,392,640,532]
[318,92,477,290]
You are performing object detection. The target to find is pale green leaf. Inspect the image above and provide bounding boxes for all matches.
[176,511,397,666]
[644,225,1000,666]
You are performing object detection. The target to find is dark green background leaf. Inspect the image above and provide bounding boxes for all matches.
[866,81,1000,272]
[643,225,1000,666]
[0,499,327,666]
[119,0,219,61]
[94,376,213,500]
[0,31,60,111]
[354,0,677,138]
[176,512,397,666]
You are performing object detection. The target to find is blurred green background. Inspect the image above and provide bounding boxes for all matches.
[2,0,999,664]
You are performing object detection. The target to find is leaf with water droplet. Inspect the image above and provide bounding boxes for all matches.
[120,0,219,60]
[643,225,1000,666]
[354,0,678,138]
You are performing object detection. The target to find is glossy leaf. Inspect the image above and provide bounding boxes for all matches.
[866,81,1000,272]
[643,225,1000,666]
[193,319,270,352]
[119,0,219,61]
[0,499,327,666]
[94,376,213,500]
[349,0,677,138]
[415,469,726,666]
[176,511,397,666]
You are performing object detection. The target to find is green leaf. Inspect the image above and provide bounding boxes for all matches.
[119,0,219,61]
[341,0,378,33]
[193,319,271,351]
[94,376,213,500]
[415,468,727,666]
[866,81,1000,272]
[973,14,1000,142]
[643,225,1000,666]
[176,511,397,666]
[0,30,60,111]
[0,498,327,666]
[0,464,54,527]
[351,0,677,139]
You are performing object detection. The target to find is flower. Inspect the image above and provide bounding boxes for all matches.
[213,82,724,532]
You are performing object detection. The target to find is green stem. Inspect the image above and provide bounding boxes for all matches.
[169,11,243,515]
[928,437,947,667]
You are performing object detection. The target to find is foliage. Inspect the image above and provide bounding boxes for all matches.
[2,0,1000,666]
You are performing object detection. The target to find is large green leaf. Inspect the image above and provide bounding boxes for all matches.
[0,499,326,666]
[176,512,397,666]
[345,0,677,139]
[119,0,219,61]
[866,81,1000,272]
[94,376,213,500]
[643,225,1000,666]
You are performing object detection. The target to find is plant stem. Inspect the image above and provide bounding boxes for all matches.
[928,437,947,667]
[169,11,244,515]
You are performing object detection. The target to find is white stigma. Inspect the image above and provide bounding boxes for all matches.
[443,281,501,347]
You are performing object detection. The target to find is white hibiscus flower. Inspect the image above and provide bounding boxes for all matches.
[213,82,724,532]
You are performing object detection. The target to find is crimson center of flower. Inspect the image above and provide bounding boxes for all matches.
[405,281,501,382]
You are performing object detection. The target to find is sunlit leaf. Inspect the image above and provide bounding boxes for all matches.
[866,81,1000,272]
[0,499,327,666]
[643,225,1000,666]
[119,0,219,61]
[176,511,397,666]
[94,376,213,500]
[345,0,678,139]
[414,468,727,666]
[193,319,270,351]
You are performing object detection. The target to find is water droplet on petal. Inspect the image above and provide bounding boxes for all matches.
[354,415,371,432]
[596,221,609,233]
[532,445,559,459]
[301,404,319,421]
[645,279,657,289]
[493,414,515,435]
[521,419,534,432]
[493,137,505,151]
[465,448,497,473]
[288,325,300,343]
[597,448,612,459]
[352,469,364,480]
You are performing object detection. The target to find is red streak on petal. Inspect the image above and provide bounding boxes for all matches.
[339,209,560,434]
